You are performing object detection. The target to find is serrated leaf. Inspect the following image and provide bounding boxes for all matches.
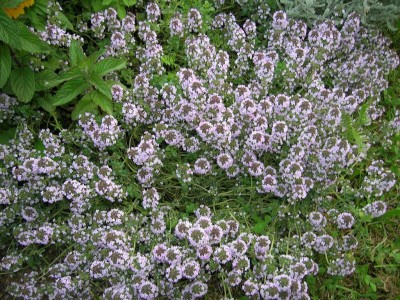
[0,44,11,88]
[0,10,19,46]
[92,58,126,76]
[52,79,90,106]
[91,90,113,115]
[10,67,35,103]
[86,49,106,66]
[88,75,112,99]
[36,95,55,113]
[71,93,98,120]
[35,69,63,91]
[58,67,82,82]
[69,40,86,67]
[15,22,49,53]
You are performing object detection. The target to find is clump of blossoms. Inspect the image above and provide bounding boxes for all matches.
[0,1,399,299]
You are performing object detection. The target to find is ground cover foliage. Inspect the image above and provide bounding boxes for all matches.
[0,0,399,299]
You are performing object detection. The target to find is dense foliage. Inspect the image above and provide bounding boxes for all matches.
[0,0,399,299]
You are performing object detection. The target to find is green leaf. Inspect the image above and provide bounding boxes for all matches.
[185,203,197,214]
[91,90,113,115]
[0,0,24,9]
[58,67,82,82]
[52,79,90,106]
[36,95,55,113]
[92,58,126,76]
[123,0,136,6]
[161,55,176,66]
[0,44,11,88]
[35,69,63,91]
[86,48,106,66]
[0,10,19,46]
[102,0,114,5]
[56,12,74,30]
[376,208,400,221]
[253,222,266,234]
[69,40,86,67]
[0,127,16,145]
[71,93,98,120]
[116,4,126,19]
[88,75,112,99]
[91,0,106,11]
[10,67,35,103]
[15,22,49,53]
[34,138,45,152]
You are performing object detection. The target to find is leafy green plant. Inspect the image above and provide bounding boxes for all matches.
[0,2,49,102]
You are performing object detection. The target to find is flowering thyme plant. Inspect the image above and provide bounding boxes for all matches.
[0,0,399,299]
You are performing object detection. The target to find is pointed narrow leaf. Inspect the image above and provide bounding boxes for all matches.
[88,75,112,99]
[71,93,98,120]
[10,67,35,103]
[91,90,113,115]
[0,44,11,88]
[92,58,126,76]
[52,79,90,106]
[69,40,86,67]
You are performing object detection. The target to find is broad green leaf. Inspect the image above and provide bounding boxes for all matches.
[0,0,24,8]
[0,44,11,88]
[52,79,90,106]
[88,75,112,99]
[86,48,106,66]
[0,10,19,46]
[92,57,126,76]
[56,12,74,30]
[116,4,126,19]
[10,67,35,103]
[58,67,82,82]
[91,0,106,11]
[15,22,49,53]
[35,69,63,91]
[36,95,55,113]
[91,90,113,115]
[102,0,114,5]
[69,40,86,67]
[71,93,98,120]
[123,0,136,6]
